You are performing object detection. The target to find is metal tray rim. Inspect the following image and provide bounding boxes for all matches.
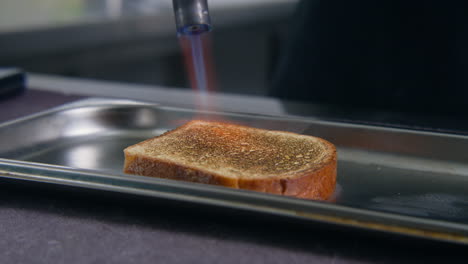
[2,97,467,140]
[1,158,468,244]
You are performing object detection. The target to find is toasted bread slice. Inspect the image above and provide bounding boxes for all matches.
[124,120,336,200]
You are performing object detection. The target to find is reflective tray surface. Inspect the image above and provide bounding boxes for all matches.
[1,98,468,244]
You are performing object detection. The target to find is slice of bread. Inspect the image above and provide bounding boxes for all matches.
[124,120,336,200]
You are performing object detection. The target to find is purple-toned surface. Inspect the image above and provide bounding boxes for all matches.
[0,90,82,123]
[0,90,466,263]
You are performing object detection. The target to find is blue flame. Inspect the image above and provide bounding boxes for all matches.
[187,33,208,94]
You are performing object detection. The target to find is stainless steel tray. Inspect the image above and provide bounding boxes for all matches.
[1,98,468,244]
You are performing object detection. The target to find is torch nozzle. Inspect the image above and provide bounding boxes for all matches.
[173,0,212,35]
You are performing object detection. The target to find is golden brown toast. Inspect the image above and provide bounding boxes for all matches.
[123,120,336,200]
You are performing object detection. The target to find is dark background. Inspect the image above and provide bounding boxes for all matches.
[273,0,468,116]
[0,0,294,96]
[3,0,467,118]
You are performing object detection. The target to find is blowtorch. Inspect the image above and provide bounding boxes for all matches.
[172,0,212,35]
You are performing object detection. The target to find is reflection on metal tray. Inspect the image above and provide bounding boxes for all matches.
[1,98,468,244]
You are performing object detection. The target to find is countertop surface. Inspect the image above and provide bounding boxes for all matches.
[1,74,467,263]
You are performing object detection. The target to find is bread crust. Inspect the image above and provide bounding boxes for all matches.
[124,120,337,200]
